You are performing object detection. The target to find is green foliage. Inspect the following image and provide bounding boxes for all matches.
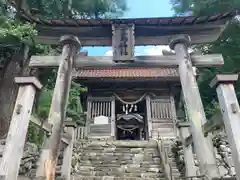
[0,16,36,45]
[26,123,43,146]
[36,83,87,123]
[171,0,240,16]
[170,0,240,119]
[37,88,53,119]
[67,84,87,125]
[25,0,127,18]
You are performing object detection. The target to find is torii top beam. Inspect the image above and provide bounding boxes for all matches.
[19,9,239,46]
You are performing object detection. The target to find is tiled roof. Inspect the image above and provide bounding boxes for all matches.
[18,9,239,27]
[73,67,179,79]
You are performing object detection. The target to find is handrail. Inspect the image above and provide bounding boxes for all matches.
[156,138,175,180]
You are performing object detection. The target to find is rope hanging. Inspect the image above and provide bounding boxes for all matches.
[113,92,147,105]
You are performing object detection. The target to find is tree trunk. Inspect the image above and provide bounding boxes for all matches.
[0,45,30,139]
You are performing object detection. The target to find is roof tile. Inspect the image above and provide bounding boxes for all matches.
[73,67,179,79]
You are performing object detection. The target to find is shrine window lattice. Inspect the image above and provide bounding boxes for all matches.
[90,100,112,119]
[150,98,173,120]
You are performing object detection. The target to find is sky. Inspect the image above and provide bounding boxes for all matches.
[82,0,174,56]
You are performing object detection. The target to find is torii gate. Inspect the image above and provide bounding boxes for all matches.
[0,11,239,180]
[30,25,224,179]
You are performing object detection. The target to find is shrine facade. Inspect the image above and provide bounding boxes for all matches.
[75,24,181,141]
[77,67,180,140]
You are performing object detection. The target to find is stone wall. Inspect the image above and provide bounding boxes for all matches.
[0,140,65,178]
[0,141,39,178]
[171,131,236,177]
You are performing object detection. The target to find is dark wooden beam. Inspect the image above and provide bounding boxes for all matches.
[29,54,224,68]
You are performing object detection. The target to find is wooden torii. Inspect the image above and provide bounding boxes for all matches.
[28,37,225,180]
[0,10,238,180]
[27,23,226,180]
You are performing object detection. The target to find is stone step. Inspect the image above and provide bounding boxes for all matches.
[77,164,162,169]
[79,152,160,157]
[79,155,160,160]
[76,171,164,177]
[79,149,159,154]
[74,165,165,177]
[73,140,180,179]
[73,175,166,180]
[76,140,158,148]
[77,166,163,173]
[77,161,161,167]
[79,150,159,155]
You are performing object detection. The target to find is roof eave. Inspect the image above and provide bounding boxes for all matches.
[33,23,228,46]
[19,9,238,46]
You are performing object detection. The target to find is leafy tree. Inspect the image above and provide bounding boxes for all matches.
[23,0,127,18]
[170,0,240,118]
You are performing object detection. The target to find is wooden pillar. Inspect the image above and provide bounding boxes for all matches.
[86,96,92,136]
[146,95,152,140]
[170,88,178,136]
[36,35,80,179]
[176,122,197,177]
[61,119,76,180]
[169,35,219,178]
[111,96,116,138]
[0,77,42,180]
[210,74,240,180]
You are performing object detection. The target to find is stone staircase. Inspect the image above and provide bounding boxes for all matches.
[1,139,181,180]
[72,140,180,180]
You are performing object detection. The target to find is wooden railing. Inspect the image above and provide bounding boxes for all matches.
[156,139,174,180]
[75,126,88,140]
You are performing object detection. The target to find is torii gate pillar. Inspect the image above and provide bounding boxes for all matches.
[169,35,219,179]
[210,74,240,180]
[36,35,80,179]
[0,77,42,180]
[176,122,197,177]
